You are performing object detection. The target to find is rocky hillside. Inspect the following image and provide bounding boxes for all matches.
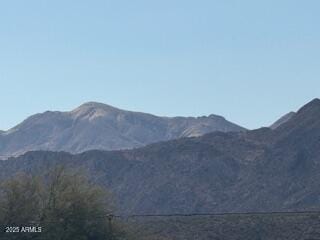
[1,99,320,217]
[270,111,296,129]
[0,102,245,159]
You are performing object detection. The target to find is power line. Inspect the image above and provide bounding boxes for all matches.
[112,210,320,219]
[1,210,320,226]
[2,211,320,240]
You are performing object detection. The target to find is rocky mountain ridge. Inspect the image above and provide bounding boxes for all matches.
[0,102,245,159]
[270,111,296,129]
[1,99,320,216]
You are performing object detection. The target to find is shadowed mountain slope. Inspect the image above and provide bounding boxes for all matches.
[1,99,320,216]
[0,99,320,214]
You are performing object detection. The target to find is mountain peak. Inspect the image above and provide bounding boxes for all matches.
[69,102,123,121]
[270,111,296,129]
[76,101,119,110]
[72,102,121,114]
[208,114,225,119]
[273,98,320,133]
[0,101,245,158]
[305,98,320,106]
[297,98,320,115]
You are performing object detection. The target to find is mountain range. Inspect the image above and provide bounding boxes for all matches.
[0,102,245,159]
[1,99,320,216]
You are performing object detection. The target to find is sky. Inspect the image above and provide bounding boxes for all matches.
[0,0,319,130]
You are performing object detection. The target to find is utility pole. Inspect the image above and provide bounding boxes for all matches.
[108,214,114,240]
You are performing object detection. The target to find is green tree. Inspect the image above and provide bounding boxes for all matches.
[0,166,128,240]
[0,173,44,240]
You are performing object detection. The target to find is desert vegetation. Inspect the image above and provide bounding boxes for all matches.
[0,166,129,240]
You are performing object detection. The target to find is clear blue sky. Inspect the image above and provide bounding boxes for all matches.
[0,0,319,130]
